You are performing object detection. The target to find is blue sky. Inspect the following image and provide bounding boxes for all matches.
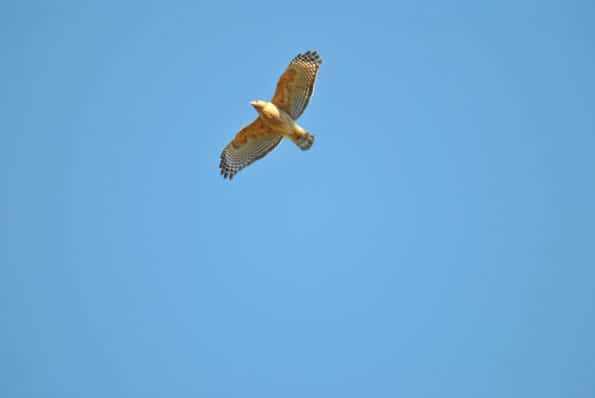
[2,1,595,397]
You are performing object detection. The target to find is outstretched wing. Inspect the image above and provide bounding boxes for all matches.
[271,51,323,120]
[219,118,283,179]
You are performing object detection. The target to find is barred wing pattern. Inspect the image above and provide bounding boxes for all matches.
[271,51,323,120]
[219,118,283,179]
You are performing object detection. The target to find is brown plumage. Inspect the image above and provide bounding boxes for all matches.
[219,51,323,179]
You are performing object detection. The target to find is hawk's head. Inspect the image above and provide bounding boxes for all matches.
[250,100,266,112]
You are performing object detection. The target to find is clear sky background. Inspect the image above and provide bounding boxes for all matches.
[2,1,594,397]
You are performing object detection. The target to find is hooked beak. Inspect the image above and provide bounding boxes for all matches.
[250,101,258,108]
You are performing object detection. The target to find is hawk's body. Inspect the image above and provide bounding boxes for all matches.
[220,51,323,179]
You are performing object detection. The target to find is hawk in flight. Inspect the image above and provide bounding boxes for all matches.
[219,51,323,179]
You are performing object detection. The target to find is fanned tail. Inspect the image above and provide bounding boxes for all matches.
[292,131,315,150]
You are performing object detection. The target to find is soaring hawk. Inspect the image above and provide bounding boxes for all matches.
[219,51,323,179]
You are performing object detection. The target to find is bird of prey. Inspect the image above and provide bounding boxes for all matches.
[219,51,323,179]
